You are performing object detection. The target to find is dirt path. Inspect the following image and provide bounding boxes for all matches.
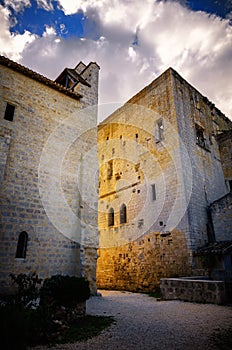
[36,290,232,350]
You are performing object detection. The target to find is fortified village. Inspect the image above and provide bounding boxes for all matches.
[0,55,232,295]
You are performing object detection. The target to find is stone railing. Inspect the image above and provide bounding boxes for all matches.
[160,278,227,304]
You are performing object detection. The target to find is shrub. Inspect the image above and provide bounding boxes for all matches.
[2,272,41,308]
[0,304,38,350]
[0,274,112,348]
[40,275,90,307]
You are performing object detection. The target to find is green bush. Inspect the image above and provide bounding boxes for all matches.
[40,275,90,307]
[0,304,37,350]
[0,273,109,348]
[8,272,41,308]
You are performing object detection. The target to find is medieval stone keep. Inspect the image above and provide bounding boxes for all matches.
[97,68,232,292]
[0,57,231,295]
[0,56,99,293]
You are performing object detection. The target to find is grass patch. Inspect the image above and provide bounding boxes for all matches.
[211,327,232,350]
[0,304,115,349]
[146,286,162,299]
[148,290,162,299]
[58,315,115,344]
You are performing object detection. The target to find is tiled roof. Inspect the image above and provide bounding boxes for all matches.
[0,55,82,100]
[195,241,232,255]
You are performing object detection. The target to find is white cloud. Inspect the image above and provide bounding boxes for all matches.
[0,5,36,61]
[55,0,111,15]
[3,0,31,12]
[36,0,54,11]
[43,25,56,37]
[55,0,81,15]
[0,0,232,120]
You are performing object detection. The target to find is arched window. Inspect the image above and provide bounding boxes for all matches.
[120,204,127,224]
[108,208,114,227]
[15,231,28,259]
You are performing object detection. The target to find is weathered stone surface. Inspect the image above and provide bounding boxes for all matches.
[160,278,227,304]
[97,68,232,292]
[0,57,99,294]
[210,193,232,241]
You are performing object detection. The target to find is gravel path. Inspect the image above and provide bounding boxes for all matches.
[35,290,232,350]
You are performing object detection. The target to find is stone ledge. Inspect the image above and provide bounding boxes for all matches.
[160,278,227,304]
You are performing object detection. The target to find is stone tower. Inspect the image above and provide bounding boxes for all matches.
[97,68,232,292]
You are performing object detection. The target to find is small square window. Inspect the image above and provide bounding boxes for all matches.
[195,124,206,148]
[155,119,164,142]
[107,160,113,179]
[151,184,156,200]
[4,103,15,122]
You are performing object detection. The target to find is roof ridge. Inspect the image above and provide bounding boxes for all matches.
[0,55,82,100]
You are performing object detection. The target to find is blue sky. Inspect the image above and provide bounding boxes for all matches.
[4,1,232,37]
[7,1,85,38]
[0,0,232,120]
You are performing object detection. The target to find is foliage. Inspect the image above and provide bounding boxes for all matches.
[8,272,42,308]
[0,304,36,350]
[0,304,114,349]
[147,286,162,299]
[0,273,109,348]
[51,315,115,345]
[40,275,90,307]
[211,326,232,349]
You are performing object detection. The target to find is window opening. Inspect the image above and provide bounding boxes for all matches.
[4,103,15,122]
[155,119,164,142]
[151,184,156,200]
[108,208,114,226]
[228,180,232,192]
[107,160,113,179]
[120,204,127,224]
[195,124,206,148]
[15,231,28,259]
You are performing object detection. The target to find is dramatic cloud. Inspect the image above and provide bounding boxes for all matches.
[3,0,31,12]
[42,25,56,37]
[1,0,232,120]
[0,4,36,61]
[36,0,54,11]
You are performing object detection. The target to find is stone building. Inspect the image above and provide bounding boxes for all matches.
[1,56,231,295]
[97,67,232,292]
[0,56,99,293]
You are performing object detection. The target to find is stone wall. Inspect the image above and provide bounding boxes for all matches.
[171,70,232,250]
[160,278,227,304]
[97,68,232,292]
[75,62,99,107]
[97,69,192,291]
[210,193,232,241]
[97,231,190,292]
[0,58,99,293]
[217,130,232,182]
